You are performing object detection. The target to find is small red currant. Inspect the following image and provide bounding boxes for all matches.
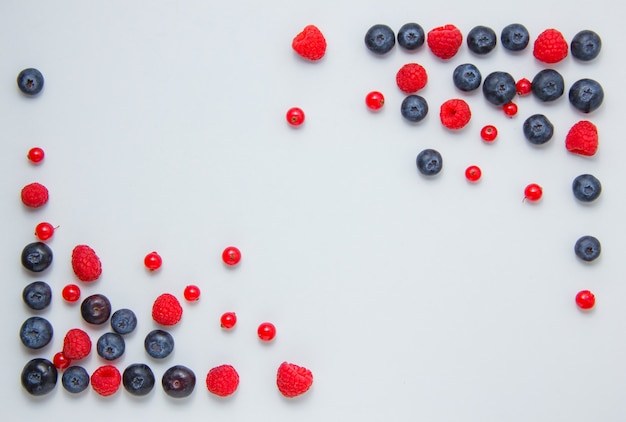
[503,102,518,117]
[222,246,241,266]
[35,222,55,241]
[365,91,385,110]
[183,285,201,302]
[516,78,532,96]
[286,107,305,126]
[220,312,237,329]
[575,290,596,310]
[465,165,482,182]
[144,251,162,271]
[480,125,498,142]
[53,352,71,370]
[27,147,45,163]
[62,284,81,302]
[524,183,543,202]
[257,322,276,342]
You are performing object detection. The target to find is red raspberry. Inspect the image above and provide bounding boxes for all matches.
[71,244,102,282]
[276,362,313,398]
[62,328,92,360]
[439,98,471,130]
[396,63,428,94]
[91,365,121,397]
[292,25,326,61]
[21,182,49,208]
[427,24,463,60]
[565,120,598,156]
[152,293,183,326]
[533,28,568,64]
[206,364,239,397]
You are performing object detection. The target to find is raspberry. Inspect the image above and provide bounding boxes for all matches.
[62,328,92,360]
[439,99,471,130]
[71,244,102,282]
[533,28,568,64]
[206,364,239,397]
[91,365,121,397]
[152,293,183,326]
[565,120,598,156]
[21,182,49,208]
[292,25,326,61]
[427,24,463,60]
[395,63,428,94]
[276,362,313,398]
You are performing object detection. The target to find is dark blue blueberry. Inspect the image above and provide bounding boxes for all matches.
[467,25,497,55]
[62,366,90,394]
[21,358,57,396]
[20,316,53,349]
[571,30,602,61]
[500,23,530,51]
[574,235,601,262]
[482,71,516,106]
[81,293,111,325]
[111,308,137,335]
[144,329,175,359]
[453,63,482,92]
[531,69,565,102]
[123,363,156,396]
[397,23,425,51]
[364,24,395,55]
[17,68,44,96]
[569,78,604,113]
[522,114,554,145]
[21,241,53,272]
[400,95,428,122]
[97,332,126,360]
[22,281,52,311]
[162,365,196,398]
[416,149,443,176]
[572,174,602,203]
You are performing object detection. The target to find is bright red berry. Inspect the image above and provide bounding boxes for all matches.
[503,102,518,117]
[63,328,92,360]
[480,125,498,142]
[286,107,305,126]
[62,284,81,302]
[35,222,55,241]
[440,98,471,130]
[53,352,71,370]
[206,364,240,397]
[27,147,45,163]
[21,182,49,208]
[71,244,102,282]
[465,165,482,182]
[524,183,543,202]
[183,285,201,302]
[276,362,314,398]
[144,251,162,271]
[395,63,428,93]
[152,293,183,326]
[427,24,463,60]
[222,246,241,266]
[365,91,385,110]
[91,365,122,397]
[533,28,569,63]
[292,24,327,61]
[220,312,237,329]
[565,120,598,157]
[516,78,532,96]
[257,322,276,342]
[575,290,596,310]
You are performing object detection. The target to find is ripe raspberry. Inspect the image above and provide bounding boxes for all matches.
[292,25,326,61]
[396,63,428,94]
[276,362,313,398]
[533,28,569,64]
[63,328,92,360]
[21,182,49,208]
[152,293,183,326]
[439,99,471,130]
[206,364,239,397]
[427,24,463,60]
[565,120,598,156]
[91,365,121,397]
[71,245,102,282]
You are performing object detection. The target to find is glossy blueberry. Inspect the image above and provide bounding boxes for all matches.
[416,149,443,176]
[111,308,137,335]
[162,365,196,398]
[62,366,90,394]
[574,235,601,262]
[397,23,425,51]
[17,68,44,95]
[571,30,602,61]
[22,281,52,311]
[453,63,482,92]
[81,293,112,325]
[467,25,497,54]
[572,174,602,203]
[21,241,53,272]
[97,332,126,360]
[400,95,428,122]
[531,69,565,102]
[500,23,530,51]
[20,316,53,349]
[21,358,57,396]
[482,71,516,106]
[522,114,554,145]
[144,329,175,359]
[364,24,395,55]
[569,78,604,113]
[123,363,156,396]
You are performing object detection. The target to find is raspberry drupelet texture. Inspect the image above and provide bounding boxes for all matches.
[152,293,183,326]
[439,99,471,130]
[21,182,49,208]
[566,120,599,156]
[292,25,326,61]
[427,24,463,59]
[63,328,92,360]
[276,362,314,398]
[206,364,239,397]
[91,365,121,397]
[396,63,428,94]
[533,28,569,63]
[71,245,102,282]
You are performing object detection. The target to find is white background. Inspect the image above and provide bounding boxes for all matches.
[1,0,624,420]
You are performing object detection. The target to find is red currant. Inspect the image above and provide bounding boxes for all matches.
[53,352,71,370]
[516,78,532,96]
[222,246,241,266]
[524,183,543,202]
[257,322,276,342]
[220,312,237,329]
[365,91,385,110]
[503,102,518,117]
[575,290,595,310]
[27,147,45,163]
[183,285,201,302]
[480,125,498,142]
[286,107,305,126]
[144,251,162,271]
[35,222,55,241]
[465,165,482,182]
[62,284,81,302]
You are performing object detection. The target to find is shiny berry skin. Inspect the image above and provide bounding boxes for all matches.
[53,352,71,370]
[62,284,81,302]
[110,308,137,334]
[364,24,396,55]
[397,23,425,50]
[123,363,156,396]
[21,241,53,272]
[467,25,497,55]
[569,78,604,113]
[62,365,90,394]
[183,285,201,302]
[21,358,57,396]
[144,251,162,271]
[531,69,565,102]
[35,222,55,241]
[574,235,601,262]
[572,174,602,203]
[523,114,554,145]
[416,149,443,176]
[516,78,532,96]
[400,95,429,123]
[286,107,305,126]
[503,102,518,117]
[144,329,175,359]
[480,125,498,142]
[365,91,385,110]
[27,147,45,163]
[80,293,112,325]
[258,322,276,342]
[465,165,482,182]
[575,290,595,310]
[482,71,517,106]
[222,246,241,266]
[220,312,237,329]
[162,365,196,398]
[524,183,543,202]
[500,23,530,51]
[17,68,44,96]
[23,281,52,310]
[571,30,601,61]
[452,63,482,92]
[96,332,126,361]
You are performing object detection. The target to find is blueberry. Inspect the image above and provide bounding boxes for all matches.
[482,71,516,106]
[21,358,57,396]
[572,174,602,203]
[162,365,196,398]
[22,281,52,311]
[522,114,554,145]
[453,63,482,92]
[571,30,602,61]
[144,329,175,359]
[500,23,530,51]
[62,365,90,394]
[397,23,424,51]
[574,235,601,262]
[364,24,395,55]
[416,149,443,176]
[111,308,137,335]
[20,316,53,349]
[531,69,565,102]
[123,363,156,396]
[467,25,497,55]
[569,78,604,113]
[21,241,53,272]
[97,332,126,361]
[17,68,44,96]
[400,95,428,122]
[81,293,112,325]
